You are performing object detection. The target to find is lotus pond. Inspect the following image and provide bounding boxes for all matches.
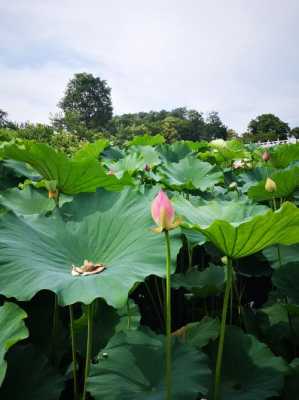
[0,136,299,400]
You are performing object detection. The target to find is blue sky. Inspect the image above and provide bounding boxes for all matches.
[1,0,299,132]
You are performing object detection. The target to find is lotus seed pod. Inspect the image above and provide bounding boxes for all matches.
[265,177,277,193]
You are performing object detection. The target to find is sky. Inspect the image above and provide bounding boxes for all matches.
[0,0,299,132]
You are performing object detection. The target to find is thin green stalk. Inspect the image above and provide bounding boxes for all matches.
[127,299,131,329]
[69,305,79,400]
[164,230,172,400]
[83,302,94,400]
[154,277,164,325]
[51,295,59,364]
[213,258,233,400]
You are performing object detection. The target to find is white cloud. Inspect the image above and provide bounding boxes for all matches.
[1,0,299,131]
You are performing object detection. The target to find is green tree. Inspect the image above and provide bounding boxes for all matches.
[247,113,290,141]
[204,111,227,140]
[0,109,16,129]
[291,127,299,139]
[57,73,113,132]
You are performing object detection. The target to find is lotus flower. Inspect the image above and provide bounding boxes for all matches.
[151,190,180,233]
[265,177,277,193]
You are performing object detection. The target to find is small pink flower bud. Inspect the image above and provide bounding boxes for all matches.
[151,190,180,233]
[144,164,150,171]
[262,151,270,162]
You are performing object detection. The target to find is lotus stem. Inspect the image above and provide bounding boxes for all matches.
[69,305,79,400]
[127,299,131,329]
[83,302,94,400]
[51,294,59,364]
[164,230,172,400]
[213,257,233,400]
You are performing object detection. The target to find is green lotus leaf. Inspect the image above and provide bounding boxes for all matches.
[209,326,288,400]
[248,167,299,201]
[157,142,192,163]
[136,145,161,167]
[263,244,299,269]
[160,157,223,191]
[272,263,299,303]
[0,189,181,307]
[2,141,132,194]
[176,317,220,349]
[128,134,165,147]
[73,139,109,160]
[3,159,41,180]
[255,302,293,358]
[0,302,29,386]
[270,143,299,169]
[0,345,64,399]
[174,197,299,258]
[0,186,55,215]
[172,265,225,297]
[87,329,211,400]
[109,153,145,178]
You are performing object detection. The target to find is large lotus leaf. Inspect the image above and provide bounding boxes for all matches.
[128,134,165,147]
[136,145,161,167]
[87,329,211,400]
[172,265,225,297]
[174,317,220,349]
[72,139,109,160]
[0,345,64,399]
[208,139,249,164]
[270,143,299,169]
[156,142,192,163]
[2,159,41,180]
[0,302,29,386]
[263,244,299,269]
[2,142,132,194]
[209,326,288,400]
[174,197,299,258]
[0,186,55,215]
[109,153,145,178]
[248,167,299,201]
[160,157,223,191]
[0,189,181,307]
[272,263,299,303]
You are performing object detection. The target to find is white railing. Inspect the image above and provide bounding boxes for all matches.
[256,136,298,147]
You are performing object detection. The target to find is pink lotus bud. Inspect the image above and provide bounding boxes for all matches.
[262,151,270,162]
[151,190,180,233]
[144,164,150,171]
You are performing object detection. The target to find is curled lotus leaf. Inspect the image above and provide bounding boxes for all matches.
[173,197,299,258]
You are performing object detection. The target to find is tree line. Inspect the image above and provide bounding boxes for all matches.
[1,72,298,152]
